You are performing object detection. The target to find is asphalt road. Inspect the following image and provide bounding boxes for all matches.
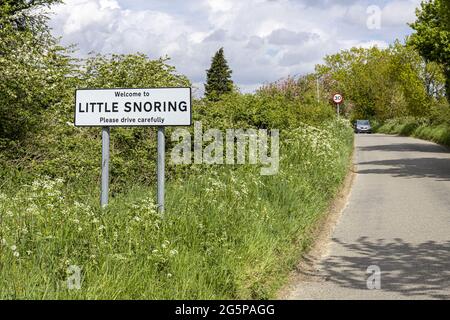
[287,134,450,300]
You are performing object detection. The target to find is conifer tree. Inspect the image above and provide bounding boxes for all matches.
[204,48,234,101]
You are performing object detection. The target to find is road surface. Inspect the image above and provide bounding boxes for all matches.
[287,134,450,300]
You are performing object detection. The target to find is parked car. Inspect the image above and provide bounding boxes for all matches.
[354,120,372,134]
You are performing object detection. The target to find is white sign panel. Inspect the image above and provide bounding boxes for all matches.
[333,93,343,104]
[75,87,192,126]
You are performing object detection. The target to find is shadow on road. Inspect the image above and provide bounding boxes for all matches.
[321,237,450,299]
[358,143,449,154]
[357,158,450,181]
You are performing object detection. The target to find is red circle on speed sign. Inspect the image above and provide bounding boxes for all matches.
[333,93,343,104]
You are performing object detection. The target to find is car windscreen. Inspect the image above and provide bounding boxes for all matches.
[357,120,370,125]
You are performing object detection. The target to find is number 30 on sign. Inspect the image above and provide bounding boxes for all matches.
[333,93,343,104]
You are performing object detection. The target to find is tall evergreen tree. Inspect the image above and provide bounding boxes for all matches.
[204,48,233,101]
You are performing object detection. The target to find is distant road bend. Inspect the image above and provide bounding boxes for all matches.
[287,134,450,300]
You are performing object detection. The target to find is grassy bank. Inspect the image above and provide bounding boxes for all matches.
[377,117,450,147]
[0,120,353,299]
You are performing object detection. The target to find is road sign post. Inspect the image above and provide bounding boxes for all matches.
[332,93,343,117]
[101,126,110,207]
[75,87,192,208]
[157,126,165,213]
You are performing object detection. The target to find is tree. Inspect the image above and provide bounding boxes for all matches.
[83,53,190,89]
[440,0,450,29]
[0,0,61,32]
[204,48,233,101]
[0,0,71,143]
[409,0,450,102]
[316,43,431,121]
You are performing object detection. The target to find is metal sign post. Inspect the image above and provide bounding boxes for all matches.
[101,126,110,207]
[157,126,165,213]
[332,93,343,118]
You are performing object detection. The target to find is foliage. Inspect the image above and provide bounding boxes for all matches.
[197,91,335,132]
[13,53,191,192]
[377,116,450,147]
[204,48,234,101]
[82,53,190,89]
[409,0,450,102]
[0,0,61,32]
[0,0,73,143]
[0,120,353,299]
[316,42,446,121]
[1,50,339,194]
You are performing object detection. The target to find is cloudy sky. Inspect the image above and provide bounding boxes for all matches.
[49,0,422,94]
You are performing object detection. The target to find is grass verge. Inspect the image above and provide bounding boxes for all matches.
[0,120,353,299]
[377,118,450,147]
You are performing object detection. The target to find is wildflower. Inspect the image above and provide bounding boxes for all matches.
[13,251,20,258]
[169,249,178,256]
[167,273,173,278]
[111,253,126,261]
[10,245,17,251]
[161,240,170,249]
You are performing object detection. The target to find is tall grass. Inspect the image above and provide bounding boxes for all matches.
[0,120,353,299]
[377,117,450,147]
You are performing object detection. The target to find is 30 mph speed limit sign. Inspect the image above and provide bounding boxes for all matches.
[333,93,344,104]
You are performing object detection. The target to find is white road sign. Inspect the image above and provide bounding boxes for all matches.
[75,87,192,127]
[333,93,344,104]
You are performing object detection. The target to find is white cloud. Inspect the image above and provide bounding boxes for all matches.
[206,0,234,12]
[204,29,228,42]
[381,0,420,27]
[99,0,120,10]
[49,0,421,93]
[267,29,319,46]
